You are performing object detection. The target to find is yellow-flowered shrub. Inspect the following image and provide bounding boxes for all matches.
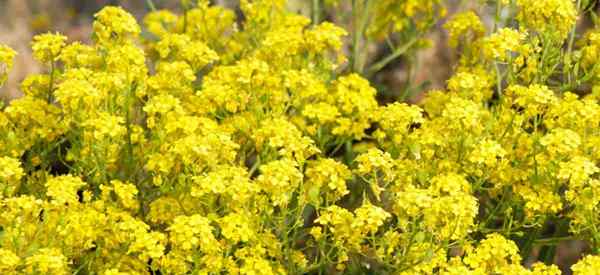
[0,0,599,274]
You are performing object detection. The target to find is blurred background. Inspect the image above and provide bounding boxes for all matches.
[0,0,458,102]
[0,0,153,99]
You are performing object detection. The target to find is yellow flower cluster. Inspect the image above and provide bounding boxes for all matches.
[31,33,66,63]
[444,11,486,48]
[482,28,528,61]
[443,233,561,274]
[0,44,16,86]
[0,0,599,273]
[516,0,577,39]
[93,6,140,44]
[571,255,600,275]
[367,0,446,39]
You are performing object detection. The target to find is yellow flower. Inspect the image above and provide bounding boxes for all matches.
[428,173,478,240]
[444,11,485,47]
[305,158,352,203]
[447,69,494,102]
[93,6,140,44]
[253,118,320,163]
[463,233,521,273]
[143,10,178,38]
[506,84,558,117]
[153,34,219,71]
[0,44,17,86]
[572,255,600,275]
[468,139,506,167]
[45,175,86,205]
[515,184,563,216]
[482,28,527,61]
[367,0,445,39]
[330,74,379,139]
[167,214,221,254]
[0,156,24,183]
[20,74,51,99]
[218,212,256,243]
[103,269,130,275]
[0,248,20,273]
[82,112,127,141]
[181,4,235,48]
[302,102,340,125]
[59,42,102,69]
[108,180,139,211]
[127,230,166,261]
[191,165,258,210]
[54,77,104,115]
[256,159,303,207]
[314,205,354,247]
[558,156,599,188]
[352,203,391,236]
[516,0,577,39]
[354,148,396,183]
[31,32,67,63]
[540,128,581,156]
[24,248,70,275]
[376,102,424,145]
[304,22,348,53]
[56,207,106,252]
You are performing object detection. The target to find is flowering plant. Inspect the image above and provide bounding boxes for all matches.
[0,0,600,274]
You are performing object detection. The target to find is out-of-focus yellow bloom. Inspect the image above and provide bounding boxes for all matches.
[444,11,485,48]
[45,175,86,205]
[516,0,577,39]
[0,44,16,86]
[93,6,140,45]
[31,32,66,63]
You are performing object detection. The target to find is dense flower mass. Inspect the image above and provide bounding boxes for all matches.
[0,0,599,274]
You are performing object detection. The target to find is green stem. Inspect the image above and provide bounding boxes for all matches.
[366,37,418,77]
[566,0,582,90]
[495,62,503,100]
[534,236,575,245]
[124,84,136,181]
[311,0,320,25]
[521,226,542,261]
[328,140,345,157]
[248,155,261,176]
[343,140,354,164]
[145,0,157,11]
[183,8,189,33]
[493,0,502,32]
[48,61,55,103]
[538,220,570,264]
[351,0,361,73]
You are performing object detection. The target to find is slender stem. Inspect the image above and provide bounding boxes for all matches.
[566,0,582,85]
[183,6,189,33]
[48,61,55,103]
[311,0,320,25]
[495,62,503,100]
[351,0,361,73]
[492,0,503,99]
[534,236,577,245]
[343,140,353,164]
[538,219,570,264]
[357,0,373,72]
[145,0,157,12]
[328,141,345,157]
[521,226,542,261]
[493,0,502,32]
[366,37,417,76]
[248,155,261,176]
[124,83,136,181]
